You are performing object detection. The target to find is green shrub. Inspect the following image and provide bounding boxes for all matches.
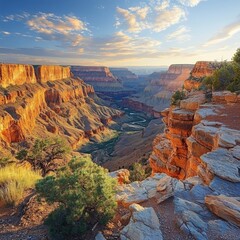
[171,90,186,105]
[16,137,70,176]
[0,165,41,206]
[129,162,147,182]
[36,156,117,239]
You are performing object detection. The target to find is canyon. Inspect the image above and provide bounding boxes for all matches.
[123,64,194,116]
[0,64,122,155]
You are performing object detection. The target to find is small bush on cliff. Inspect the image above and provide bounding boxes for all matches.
[0,165,41,206]
[36,156,117,239]
[201,49,240,92]
[171,90,186,105]
[16,137,70,176]
[129,162,147,182]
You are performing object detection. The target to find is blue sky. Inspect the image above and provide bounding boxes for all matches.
[0,0,240,66]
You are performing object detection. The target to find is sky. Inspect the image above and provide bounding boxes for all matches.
[0,0,240,67]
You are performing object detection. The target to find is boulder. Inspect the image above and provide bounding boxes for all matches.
[109,169,130,184]
[120,203,163,240]
[205,195,240,227]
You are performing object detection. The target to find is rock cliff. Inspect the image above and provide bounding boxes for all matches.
[123,64,194,115]
[184,61,221,91]
[36,65,71,83]
[0,64,121,152]
[0,64,37,88]
[71,66,123,92]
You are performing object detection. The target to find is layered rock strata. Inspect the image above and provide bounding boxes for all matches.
[0,64,121,152]
[71,66,123,92]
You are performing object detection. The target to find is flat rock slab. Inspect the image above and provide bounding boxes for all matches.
[201,148,240,182]
[205,195,240,227]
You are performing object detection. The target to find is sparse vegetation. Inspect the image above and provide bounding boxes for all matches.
[201,49,240,92]
[0,164,41,206]
[36,156,117,239]
[171,90,186,105]
[129,162,147,182]
[16,137,70,176]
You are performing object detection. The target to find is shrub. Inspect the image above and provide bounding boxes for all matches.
[36,156,117,239]
[171,90,186,105]
[0,165,41,206]
[129,162,147,182]
[16,137,70,176]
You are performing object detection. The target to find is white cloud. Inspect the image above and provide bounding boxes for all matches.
[177,0,203,7]
[1,31,11,35]
[154,6,186,32]
[204,20,240,46]
[116,7,148,33]
[167,26,190,41]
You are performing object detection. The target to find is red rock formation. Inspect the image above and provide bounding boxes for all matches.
[36,65,70,83]
[0,64,36,88]
[184,61,220,91]
[149,91,240,181]
[110,68,138,82]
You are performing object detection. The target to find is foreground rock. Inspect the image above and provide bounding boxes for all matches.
[120,203,163,240]
[205,195,240,227]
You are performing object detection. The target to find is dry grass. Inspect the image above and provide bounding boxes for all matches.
[0,164,41,206]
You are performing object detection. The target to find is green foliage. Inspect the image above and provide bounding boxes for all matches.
[171,90,186,105]
[201,49,240,92]
[129,162,147,182]
[0,164,41,206]
[16,137,70,176]
[36,156,117,239]
[232,48,240,64]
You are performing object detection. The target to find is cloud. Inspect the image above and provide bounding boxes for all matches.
[177,0,203,7]
[167,26,190,41]
[204,19,240,46]
[116,7,147,33]
[116,2,186,33]
[1,31,11,35]
[27,13,88,47]
[154,6,186,32]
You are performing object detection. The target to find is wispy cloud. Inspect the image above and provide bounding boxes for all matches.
[204,19,240,46]
[177,0,203,7]
[167,26,190,41]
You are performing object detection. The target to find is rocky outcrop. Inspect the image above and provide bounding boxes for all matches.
[124,64,194,115]
[184,61,222,91]
[0,64,37,88]
[150,91,240,181]
[0,64,121,152]
[120,203,163,240]
[71,66,123,92]
[36,65,71,83]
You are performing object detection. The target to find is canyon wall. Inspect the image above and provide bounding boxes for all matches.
[110,68,138,83]
[36,65,71,83]
[123,64,194,115]
[0,64,121,153]
[0,64,37,88]
[71,66,123,92]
